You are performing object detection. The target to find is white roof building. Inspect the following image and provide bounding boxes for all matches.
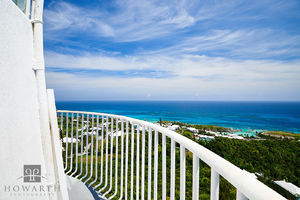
[63,137,80,143]
[205,130,219,136]
[228,134,244,140]
[107,131,123,137]
[274,180,300,197]
[197,134,215,140]
[82,131,99,136]
[168,125,180,131]
[187,127,198,133]
[89,127,101,131]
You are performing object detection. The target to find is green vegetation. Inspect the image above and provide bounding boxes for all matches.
[261,131,300,140]
[198,138,300,199]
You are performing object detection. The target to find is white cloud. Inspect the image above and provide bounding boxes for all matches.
[45,0,237,42]
[45,51,300,100]
[44,2,115,37]
[46,69,300,101]
[144,29,300,59]
[45,51,300,78]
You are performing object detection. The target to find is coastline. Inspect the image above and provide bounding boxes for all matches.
[157,120,300,140]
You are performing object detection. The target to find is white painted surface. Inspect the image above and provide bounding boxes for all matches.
[66,176,94,200]
[47,90,70,200]
[32,1,61,199]
[210,169,219,200]
[0,0,49,199]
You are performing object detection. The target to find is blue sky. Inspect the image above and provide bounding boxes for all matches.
[43,0,300,101]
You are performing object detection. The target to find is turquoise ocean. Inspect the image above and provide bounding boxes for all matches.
[56,101,300,135]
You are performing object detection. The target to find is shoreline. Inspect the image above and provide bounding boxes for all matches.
[157,120,300,140]
[136,117,300,135]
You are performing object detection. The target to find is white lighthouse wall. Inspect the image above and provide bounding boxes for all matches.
[0,0,49,199]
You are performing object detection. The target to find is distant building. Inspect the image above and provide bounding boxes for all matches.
[63,137,80,143]
[205,130,218,136]
[227,134,244,140]
[274,180,300,199]
[187,127,198,133]
[194,133,215,141]
[168,125,180,131]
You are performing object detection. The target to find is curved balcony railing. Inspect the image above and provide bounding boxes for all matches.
[57,110,286,200]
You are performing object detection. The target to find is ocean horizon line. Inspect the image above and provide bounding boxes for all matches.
[55,100,300,103]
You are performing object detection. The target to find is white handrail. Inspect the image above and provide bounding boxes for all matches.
[58,110,286,200]
[47,91,69,200]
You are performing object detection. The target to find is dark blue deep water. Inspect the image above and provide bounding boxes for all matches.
[56,101,300,133]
